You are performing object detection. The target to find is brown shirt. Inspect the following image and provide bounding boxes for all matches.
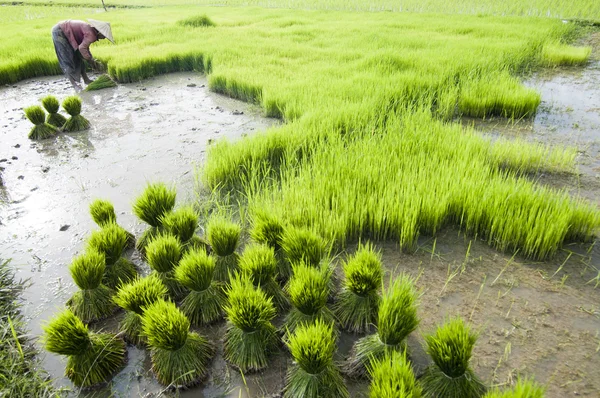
[59,20,98,60]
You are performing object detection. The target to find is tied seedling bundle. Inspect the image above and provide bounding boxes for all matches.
[41,95,67,128]
[43,309,126,388]
[146,233,187,300]
[345,274,419,378]
[90,199,135,249]
[87,223,137,289]
[112,275,168,346]
[206,216,241,282]
[249,210,289,281]
[66,250,116,323]
[284,319,349,398]
[334,242,383,333]
[132,183,176,254]
[85,74,117,91]
[421,317,486,398]
[174,248,226,325]
[483,379,545,398]
[281,226,327,268]
[368,350,421,398]
[24,105,57,140]
[161,205,207,252]
[62,96,90,132]
[142,300,215,387]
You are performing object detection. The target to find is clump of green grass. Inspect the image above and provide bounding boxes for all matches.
[62,96,90,132]
[41,95,67,128]
[483,378,545,398]
[112,275,168,346]
[206,216,241,281]
[85,74,117,91]
[89,199,135,248]
[345,275,419,378]
[421,317,486,398]
[133,183,177,228]
[174,248,226,325]
[250,209,290,281]
[178,14,216,28]
[281,226,327,268]
[66,250,116,323]
[284,319,349,398]
[368,350,421,398]
[223,276,278,372]
[87,223,137,288]
[542,43,591,67]
[43,309,126,388]
[146,233,187,300]
[334,242,382,333]
[24,105,57,140]
[161,205,198,244]
[142,300,215,387]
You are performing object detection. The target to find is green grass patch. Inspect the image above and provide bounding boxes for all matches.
[542,42,592,66]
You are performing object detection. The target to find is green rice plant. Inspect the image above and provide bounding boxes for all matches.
[284,319,349,398]
[132,183,176,228]
[146,233,187,300]
[66,250,116,323]
[41,95,67,128]
[24,105,56,140]
[281,226,327,268]
[345,275,419,379]
[87,223,137,288]
[369,350,421,398]
[174,248,226,325]
[483,379,545,398]
[223,276,278,372]
[104,257,137,290]
[43,309,126,388]
[178,14,215,28]
[62,96,90,132]
[135,226,161,255]
[89,199,135,248]
[112,275,168,346]
[184,234,211,253]
[239,243,289,312]
[141,300,215,387]
[250,209,291,281]
[421,317,486,398]
[160,206,198,244]
[84,74,117,91]
[334,242,383,333]
[206,216,241,281]
[541,43,591,67]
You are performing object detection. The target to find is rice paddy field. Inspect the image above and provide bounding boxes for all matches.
[0,0,599,397]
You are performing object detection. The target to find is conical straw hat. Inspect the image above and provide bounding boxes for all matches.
[88,19,114,43]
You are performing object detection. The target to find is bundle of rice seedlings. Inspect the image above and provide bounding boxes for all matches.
[284,262,334,337]
[87,223,137,289]
[345,275,419,378]
[62,96,90,132]
[66,250,116,323]
[421,317,486,398]
[132,183,176,253]
[368,350,421,398]
[161,206,198,245]
[24,105,57,140]
[41,95,67,128]
[250,210,290,281]
[84,74,117,91]
[112,275,168,345]
[174,248,226,325]
[284,319,349,398]
[142,300,215,387]
[223,276,278,372]
[281,226,327,268]
[483,379,545,398]
[239,243,289,312]
[146,233,187,300]
[43,309,126,388]
[89,199,135,248]
[334,242,383,333]
[206,216,241,281]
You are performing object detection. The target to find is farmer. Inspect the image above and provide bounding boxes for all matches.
[51,19,114,91]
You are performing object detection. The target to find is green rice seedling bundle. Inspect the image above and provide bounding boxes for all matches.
[206,216,241,282]
[41,95,67,128]
[84,74,117,91]
[66,250,116,323]
[368,350,421,398]
[345,275,419,378]
[421,317,486,398]
[174,248,226,325]
[334,242,383,333]
[160,205,198,247]
[141,300,215,387]
[43,309,126,388]
[24,105,57,140]
[87,223,137,289]
[178,14,215,28]
[284,319,349,398]
[250,209,290,281]
[89,199,135,248]
[146,233,187,300]
[112,275,168,346]
[281,226,327,268]
[62,96,90,132]
[132,183,176,253]
[542,43,591,67]
[239,243,289,312]
[223,276,278,372]
[483,379,545,398]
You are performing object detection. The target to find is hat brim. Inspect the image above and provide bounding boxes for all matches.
[88,19,115,43]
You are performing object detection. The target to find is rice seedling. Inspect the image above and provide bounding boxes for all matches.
[135,226,162,255]
[89,199,135,248]
[145,233,187,300]
[41,95,67,128]
[112,275,168,346]
[250,209,291,281]
[87,223,137,288]
[206,216,241,281]
[223,276,278,372]
[238,243,289,312]
[284,319,349,398]
[160,205,198,245]
[368,350,421,398]
[345,275,419,379]
[24,105,56,140]
[133,182,177,228]
[84,74,117,91]
[281,226,327,268]
[66,250,117,323]
[62,96,90,132]
[178,14,215,27]
[483,378,545,398]
[334,242,383,333]
[174,247,226,325]
[421,317,486,398]
[542,43,592,67]
[141,300,215,387]
[43,309,126,388]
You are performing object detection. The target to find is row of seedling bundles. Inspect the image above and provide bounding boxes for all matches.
[24,95,90,140]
